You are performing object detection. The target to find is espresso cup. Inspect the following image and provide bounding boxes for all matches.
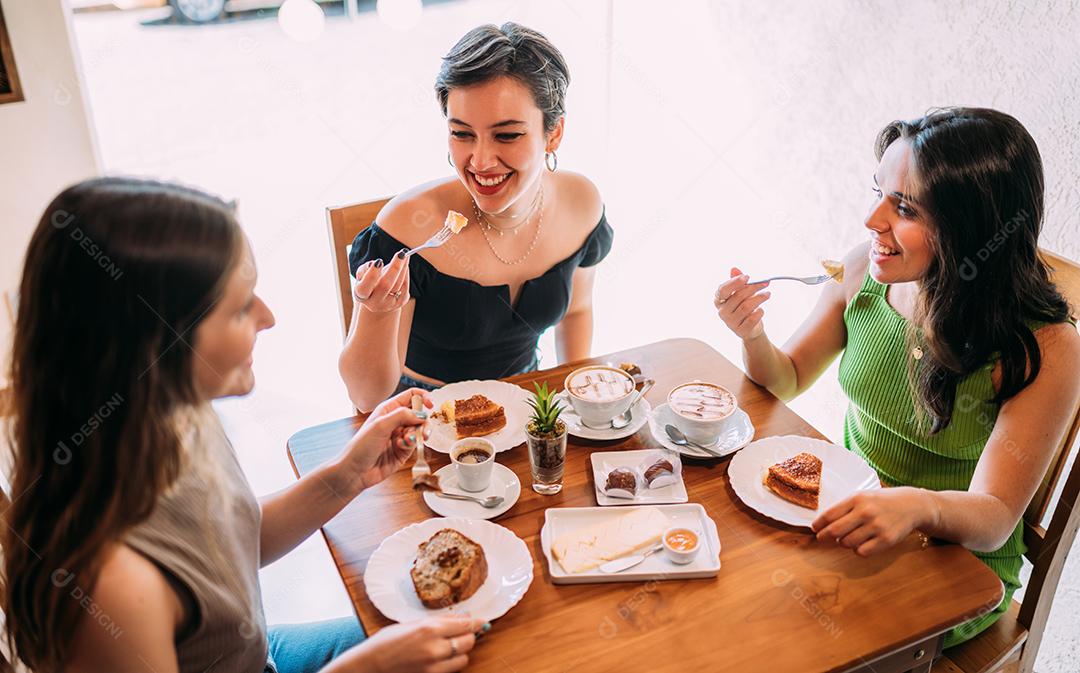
[563,365,636,429]
[450,437,496,492]
[667,382,738,445]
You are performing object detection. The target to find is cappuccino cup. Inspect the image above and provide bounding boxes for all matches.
[667,382,738,445]
[450,438,495,492]
[563,365,636,429]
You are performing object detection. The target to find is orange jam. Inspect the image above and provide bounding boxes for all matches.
[665,529,698,552]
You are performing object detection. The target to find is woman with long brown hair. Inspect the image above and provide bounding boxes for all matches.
[2,177,484,672]
[714,107,1080,645]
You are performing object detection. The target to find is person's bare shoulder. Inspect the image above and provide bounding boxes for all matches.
[554,171,604,232]
[376,177,462,246]
[66,544,183,673]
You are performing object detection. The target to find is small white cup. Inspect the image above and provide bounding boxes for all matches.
[563,365,636,429]
[662,527,702,565]
[450,438,495,492]
[667,382,738,445]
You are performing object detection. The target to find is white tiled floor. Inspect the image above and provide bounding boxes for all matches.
[69,2,1080,668]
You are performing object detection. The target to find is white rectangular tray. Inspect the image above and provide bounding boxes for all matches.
[590,450,688,506]
[540,504,721,584]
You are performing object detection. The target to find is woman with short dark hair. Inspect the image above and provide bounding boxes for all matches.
[714,107,1080,646]
[340,22,613,411]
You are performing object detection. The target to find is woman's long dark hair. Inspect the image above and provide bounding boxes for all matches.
[876,108,1071,433]
[2,177,243,671]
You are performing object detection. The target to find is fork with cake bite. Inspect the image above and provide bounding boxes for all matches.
[410,395,441,491]
[403,211,469,259]
[747,259,845,286]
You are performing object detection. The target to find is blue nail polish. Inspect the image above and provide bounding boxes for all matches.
[374,258,384,268]
[481,622,491,633]
[396,249,407,260]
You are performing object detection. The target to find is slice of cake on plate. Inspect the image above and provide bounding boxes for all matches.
[440,395,506,439]
[411,529,488,608]
[763,452,822,509]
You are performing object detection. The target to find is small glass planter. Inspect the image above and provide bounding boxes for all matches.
[525,421,567,495]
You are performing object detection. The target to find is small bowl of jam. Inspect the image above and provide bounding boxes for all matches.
[662,527,701,565]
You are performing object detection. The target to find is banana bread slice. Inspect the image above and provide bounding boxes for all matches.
[411,529,488,609]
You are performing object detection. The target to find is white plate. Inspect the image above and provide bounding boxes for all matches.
[364,517,533,622]
[427,380,532,453]
[590,449,688,506]
[540,504,721,584]
[646,403,755,458]
[422,463,521,520]
[554,390,651,441]
[727,435,882,528]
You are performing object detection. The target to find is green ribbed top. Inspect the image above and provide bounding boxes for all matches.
[838,271,1022,648]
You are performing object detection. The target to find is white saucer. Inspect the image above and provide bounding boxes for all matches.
[646,403,755,458]
[421,462,521,520]
[555,390,651,441]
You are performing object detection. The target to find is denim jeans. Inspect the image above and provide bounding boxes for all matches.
[265,617,365,673]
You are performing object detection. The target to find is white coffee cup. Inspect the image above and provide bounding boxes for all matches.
[563,365,636,429]
[667,382,738,445]
[450,437,496,492]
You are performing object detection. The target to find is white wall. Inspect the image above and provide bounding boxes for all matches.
[0,0,100,375]
[598,0,1080,441]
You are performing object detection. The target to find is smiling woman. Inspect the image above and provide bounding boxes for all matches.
[338,22,613,413]
[713,107,1080,648]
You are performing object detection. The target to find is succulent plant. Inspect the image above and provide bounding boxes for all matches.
[526,382,566,437]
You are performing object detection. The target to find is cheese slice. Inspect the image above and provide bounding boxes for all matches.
[445,210,469,234]
[551,507,669,574]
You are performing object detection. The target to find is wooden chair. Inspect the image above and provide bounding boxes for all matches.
[935,249,1080,673]
[326,196,391,340]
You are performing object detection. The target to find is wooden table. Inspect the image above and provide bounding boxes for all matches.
[287,339,1003,673]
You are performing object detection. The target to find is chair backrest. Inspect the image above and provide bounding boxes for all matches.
[326,197,392,340]
[1015,249,1080,665]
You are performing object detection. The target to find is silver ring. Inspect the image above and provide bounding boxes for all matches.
[448,637,458,657]
[718,297,727,305]
[390,290,403,299]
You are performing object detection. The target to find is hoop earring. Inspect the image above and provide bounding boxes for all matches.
[447,152,454,168]
[545,151,558,172]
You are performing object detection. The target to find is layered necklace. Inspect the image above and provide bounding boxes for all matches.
[473,184,544,266]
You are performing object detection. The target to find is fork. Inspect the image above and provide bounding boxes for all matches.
[404,225,454,259]
[747,270,841,286]
[409,395,435,488]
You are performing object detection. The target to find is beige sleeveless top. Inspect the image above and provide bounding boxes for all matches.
[125,409,268,673]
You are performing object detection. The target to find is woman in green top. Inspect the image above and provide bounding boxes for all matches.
[714,107,1080,646]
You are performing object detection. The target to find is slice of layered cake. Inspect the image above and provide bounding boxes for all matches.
[440,394,506,439]
[763,452,822,509]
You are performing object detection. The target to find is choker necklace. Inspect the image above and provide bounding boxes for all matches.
[474,185,544,266]
[477,186,542,236]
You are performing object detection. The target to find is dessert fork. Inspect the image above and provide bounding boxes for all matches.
[410,395,439,491]
[404,225,454,259]
[747,270,841,286]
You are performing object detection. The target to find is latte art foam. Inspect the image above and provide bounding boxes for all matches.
[567,368,633,402]
[669,384,735,420]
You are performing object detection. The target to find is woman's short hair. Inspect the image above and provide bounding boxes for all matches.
[435,22,570,134]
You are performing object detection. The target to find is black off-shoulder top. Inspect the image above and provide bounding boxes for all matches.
[348,212,613,383]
